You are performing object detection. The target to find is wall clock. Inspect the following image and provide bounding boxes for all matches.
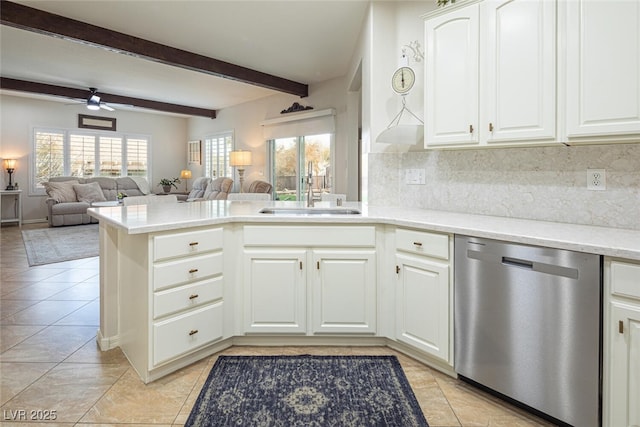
[391,66,415,95]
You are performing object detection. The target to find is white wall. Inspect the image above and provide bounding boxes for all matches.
[187,76,356,196]
[0,94,188,222]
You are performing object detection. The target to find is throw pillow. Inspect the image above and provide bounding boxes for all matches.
[43,180,79,203]
[73,182,107,203]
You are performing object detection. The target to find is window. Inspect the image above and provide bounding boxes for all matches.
[261,108,335,201]
[33,128,150,194]
[203,132,233,179]
[269,133,332,201]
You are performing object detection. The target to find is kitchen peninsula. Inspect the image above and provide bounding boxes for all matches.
[88,200,640,425]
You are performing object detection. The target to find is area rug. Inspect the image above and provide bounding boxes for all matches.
[186,355,428,427]
[22,224,99,266]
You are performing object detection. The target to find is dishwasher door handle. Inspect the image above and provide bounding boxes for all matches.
[502,257,534,269]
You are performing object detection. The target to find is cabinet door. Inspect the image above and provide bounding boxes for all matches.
[481,0,556,144]
[425,4,479,147]
[243,249,306,333]
[565,0,640,138]
[311,250,376,334]
[608,301,640,427]
[395,253,450,362]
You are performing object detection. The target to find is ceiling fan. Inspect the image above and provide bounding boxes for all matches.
[86,87,114,111]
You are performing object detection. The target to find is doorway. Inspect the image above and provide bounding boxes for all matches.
[270,134,332,201]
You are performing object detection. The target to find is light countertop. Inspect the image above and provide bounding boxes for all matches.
[88,200,640,261]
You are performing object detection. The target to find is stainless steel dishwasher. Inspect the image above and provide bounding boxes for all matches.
[454,235,601,427]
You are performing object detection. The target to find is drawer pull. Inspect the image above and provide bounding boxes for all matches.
[189,268,199,274]
[413,242,423,247]
[189,294,199,300]
[619,320,624,334]
[489,122,494,132]
[396,265,400,274]
[189,242,199,246]
[469,124,474,133]
[188,329,199,336]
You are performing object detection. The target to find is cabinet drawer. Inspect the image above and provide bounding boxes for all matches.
[396,228,449,260]
[154,276,223,319]
[611,261,640,299]
[153,252,223,291]
[244,225,375,247]
[153,228,223,261]
[153,302,223,366]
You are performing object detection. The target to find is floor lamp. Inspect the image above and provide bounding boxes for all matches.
[180,169,192,192]
[230,150,252,193]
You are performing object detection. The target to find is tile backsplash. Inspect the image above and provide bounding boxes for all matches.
[368,143,640,230]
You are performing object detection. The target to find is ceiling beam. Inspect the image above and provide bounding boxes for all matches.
[1,77,218,119]
[0,0,309,98]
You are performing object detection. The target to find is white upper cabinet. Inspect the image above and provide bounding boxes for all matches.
[425,0,556,148]
[564,0,640,142]
[480,0,556,144]
[425,3,480,147]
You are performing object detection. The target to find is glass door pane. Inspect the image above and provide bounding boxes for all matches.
[302,134,332,199]
[273,137,299,200]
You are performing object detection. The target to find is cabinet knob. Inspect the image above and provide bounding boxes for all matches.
[189,329,199,336]
[189,242,199,247]
[189,294,199,300]
[189,268,199,274]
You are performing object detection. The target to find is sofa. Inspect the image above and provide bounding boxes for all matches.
[44,176,150,226]
[245,179,273,194]
[186,177,233,201]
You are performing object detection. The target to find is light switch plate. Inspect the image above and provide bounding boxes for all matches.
[405,169,426,185]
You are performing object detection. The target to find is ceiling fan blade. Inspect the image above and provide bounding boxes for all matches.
[100,103,115,111]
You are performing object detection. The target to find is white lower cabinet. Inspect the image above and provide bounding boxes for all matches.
[606,259,640,427]
[394,228,452,365]
[117,226,225,383]
[243,249,307,333]
[312,249,376,334]
[242,225,377,336]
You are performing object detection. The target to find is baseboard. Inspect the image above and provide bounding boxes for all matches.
[96,330,120,351]
[22,219,48,224]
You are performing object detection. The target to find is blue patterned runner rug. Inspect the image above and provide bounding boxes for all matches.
[185,355,429,426]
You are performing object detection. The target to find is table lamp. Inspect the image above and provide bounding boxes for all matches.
[229,150,252,192]
[180,169,192,192]
[4,159,16,190]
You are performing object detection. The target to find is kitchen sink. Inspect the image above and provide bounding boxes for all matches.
[259,207,361,215]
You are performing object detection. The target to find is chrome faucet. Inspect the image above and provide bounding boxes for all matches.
[306,161,314,207]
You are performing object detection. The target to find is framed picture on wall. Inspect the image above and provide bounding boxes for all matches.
[188,140,201,165]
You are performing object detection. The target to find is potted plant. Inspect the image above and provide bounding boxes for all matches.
[158,177,181,193]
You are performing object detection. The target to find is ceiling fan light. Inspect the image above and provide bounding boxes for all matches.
[87,91,101,110]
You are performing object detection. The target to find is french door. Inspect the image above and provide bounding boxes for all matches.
[270,134,332,201]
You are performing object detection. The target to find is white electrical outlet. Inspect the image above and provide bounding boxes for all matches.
[405,169,426,185]
[587,169,606,191]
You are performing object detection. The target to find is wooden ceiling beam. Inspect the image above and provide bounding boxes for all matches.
[1,77,217,119]
[0,0,309,98]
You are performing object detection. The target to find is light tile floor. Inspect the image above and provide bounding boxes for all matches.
[1,223,555,426]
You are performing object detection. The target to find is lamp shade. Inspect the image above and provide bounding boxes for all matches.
[180,169,192,179]
[230,150,252,167]
[4,159,16,170]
